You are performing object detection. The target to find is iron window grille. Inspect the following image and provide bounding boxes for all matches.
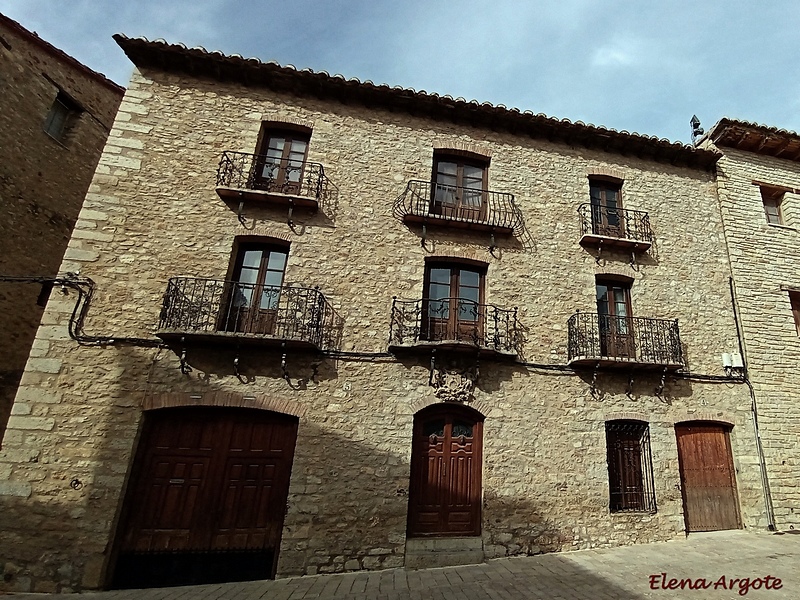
[394,180,523,235]
[157,277,339,350]
[389,297,519,355]
[577,203,653,244]
[216,151,329,206]
[606,420,657,513]
[567,312,684,368]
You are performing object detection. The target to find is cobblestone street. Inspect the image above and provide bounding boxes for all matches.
[9,530,800,600]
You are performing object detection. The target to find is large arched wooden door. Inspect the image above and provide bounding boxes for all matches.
[407,404,484,537]
[112,407,298,588]
[675,422,741,532]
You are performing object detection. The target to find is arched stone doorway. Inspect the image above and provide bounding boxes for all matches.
[407,403,484,537]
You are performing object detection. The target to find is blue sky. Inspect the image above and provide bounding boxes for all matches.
[4,0,800,143]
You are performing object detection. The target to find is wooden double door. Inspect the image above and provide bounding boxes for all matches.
[407,405,484,537]
[675,422,741,532]
[113,407,298,588]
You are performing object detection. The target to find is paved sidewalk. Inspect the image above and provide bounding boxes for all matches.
[9,530,800,599]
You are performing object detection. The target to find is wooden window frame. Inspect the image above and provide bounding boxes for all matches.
[759,185,786,225]
[252,127,311,195]
[430,153,489,221]
[606,420,656,513]
[422,261,486,343]
[220,242,290,335]
[595,278,634,358]
[588,177,624,237]
[43,91,82,142]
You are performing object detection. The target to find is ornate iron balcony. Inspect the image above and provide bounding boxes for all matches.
[567,312,683,369]
[578,204,653,250]
[215,151,328,210]
[395,180,523,235]
[157,277,338,350]
[389,297,519,357]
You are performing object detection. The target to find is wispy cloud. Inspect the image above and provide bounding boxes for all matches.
[3,0,800,142]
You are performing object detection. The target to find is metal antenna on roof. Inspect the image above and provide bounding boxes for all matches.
[690,115,704,144]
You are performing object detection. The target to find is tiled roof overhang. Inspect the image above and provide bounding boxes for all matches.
[114,34,720,172]
[704,118,800,162]
[0,13,124,94]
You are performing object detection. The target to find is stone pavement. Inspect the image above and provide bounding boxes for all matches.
[8,530,800,600]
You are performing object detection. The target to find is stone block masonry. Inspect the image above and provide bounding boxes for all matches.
[0,52,767,592]
[0,14,123,440]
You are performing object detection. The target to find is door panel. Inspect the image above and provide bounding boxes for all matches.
[222,245,287,335]
[596,282,634,358]
[408,407,483,537]
[675,423,741,532]
[423,265,485,343]
[590,181,623,237]
[253,131,309,195]
[114,407,298,588]
[431,159,487,221]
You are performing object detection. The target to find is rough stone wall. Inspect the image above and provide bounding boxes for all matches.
[0,17,123,440]
[0,66,765,592]
[711,146,800,530]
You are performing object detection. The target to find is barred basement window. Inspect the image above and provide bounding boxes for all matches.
[605,420,656,513]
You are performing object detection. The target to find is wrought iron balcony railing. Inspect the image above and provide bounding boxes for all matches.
[567,311,683,369]
[578,204,653,250]
[389,297,519,356]
[157,277,339,350]
[215,151,328,209]
[394,180,523,235]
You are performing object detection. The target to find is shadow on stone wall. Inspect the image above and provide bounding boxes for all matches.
[574,368,693,403]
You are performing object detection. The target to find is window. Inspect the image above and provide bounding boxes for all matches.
[422,262,485,343]
[760,185,785,225]
[431,154,487,221]
[221,243,289,335]
[606,420,656,513]
[790,291,800,335]
[589,177,624,237]
[43,91,81,141]
[596,279,633,358]
[253,127,310,195]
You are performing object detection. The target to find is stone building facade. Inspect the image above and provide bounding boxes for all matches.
[0,37,770,592]
[0,13,124,439]
[700,119,800,531]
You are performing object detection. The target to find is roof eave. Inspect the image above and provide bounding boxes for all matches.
[113,34,720,171]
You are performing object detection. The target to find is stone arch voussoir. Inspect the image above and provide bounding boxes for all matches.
[143,391,307,418]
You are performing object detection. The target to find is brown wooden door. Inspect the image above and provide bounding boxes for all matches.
[431,157,487,222]
[590,179,624,237]
[423,264,484,344]
[113,407,298,588]
[222,244,288,335]
[408,405,483,537]
[675,423,741,532]
[596,280,634,358]
[252,130,309,195]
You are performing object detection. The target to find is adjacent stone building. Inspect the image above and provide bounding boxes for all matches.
[0,13,124,439]
[700,119,800,531]
[0,37,770,592]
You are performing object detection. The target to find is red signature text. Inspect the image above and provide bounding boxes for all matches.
[649,573,783,596]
